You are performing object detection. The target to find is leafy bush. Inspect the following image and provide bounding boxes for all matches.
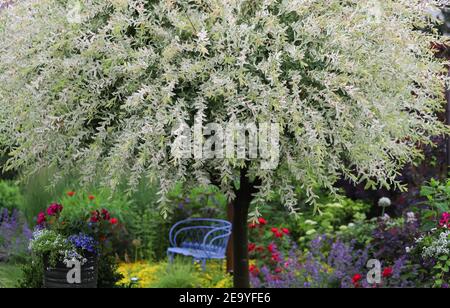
[293,196,370,247]
[258,194,371,249]
[0,181,23,213]
[151,261,201,288]
[18,260,44,289]
[98,255,124,288]
[419,178,450,229]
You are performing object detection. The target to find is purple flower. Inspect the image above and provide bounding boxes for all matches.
[68,233,98,254]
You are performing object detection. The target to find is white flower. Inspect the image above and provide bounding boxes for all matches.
[378,197,391,208]
[421,230,450,259]
[196,28,210,55]
[381,213,391,221]
[406,212,417,224]
[197,29,209,43]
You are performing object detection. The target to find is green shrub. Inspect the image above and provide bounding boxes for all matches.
[18,259,44,289]
[151,261,201,288]
[257,193,371,249]
[0,181,23,212]
[419,178,450,230]
[98,255,124,288]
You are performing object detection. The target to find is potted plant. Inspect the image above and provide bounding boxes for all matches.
[29,202,120,288]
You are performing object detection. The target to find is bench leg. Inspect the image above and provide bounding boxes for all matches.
[201,259,207,272]
[168,251,174,264]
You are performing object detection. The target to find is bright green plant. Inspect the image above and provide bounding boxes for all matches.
[0,181,23,213]
[151,261,202,288]
[289,196,371,247]
[18,259,44,289]
[420,178,450,229]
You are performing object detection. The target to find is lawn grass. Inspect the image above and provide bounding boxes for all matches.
[0,263,22,288]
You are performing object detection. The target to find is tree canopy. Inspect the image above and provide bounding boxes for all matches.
[0,0,448,217]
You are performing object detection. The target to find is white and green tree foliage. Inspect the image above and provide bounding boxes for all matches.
[0,0,448,216]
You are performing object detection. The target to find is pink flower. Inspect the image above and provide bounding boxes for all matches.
[37,212,46,225]
[439,212,450,228]
[46,203,63,216]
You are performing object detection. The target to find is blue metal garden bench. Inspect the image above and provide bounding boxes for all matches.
[167,218,232,270]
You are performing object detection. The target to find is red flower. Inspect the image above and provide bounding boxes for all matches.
[275,231,284,238]
[352,274,362,288]
[268,243,276,253]
[109,218,119,225]
[256,246,265,253]
[67,191,75,197]
[248,243,256,252]
[258,217,267,225]
[249,223,257,229]
[90,210,100,223]
[282,228,290,235]
[88,195,95,201]
[37,212,46,225]
[271,227,278,234]
[101,209,111,220]
[275,267,282,273]
[382,267,393,278]
[249,265,259,275]
[46,203,63,216]
[271,253,281,262]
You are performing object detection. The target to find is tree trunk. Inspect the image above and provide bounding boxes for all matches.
[232,168,256,288]
[226,202,234,273]
[446,67,450,176]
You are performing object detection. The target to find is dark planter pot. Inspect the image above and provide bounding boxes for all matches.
[43,253,98,288]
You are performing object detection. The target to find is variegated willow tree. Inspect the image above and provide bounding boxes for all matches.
[0,0,449,287]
